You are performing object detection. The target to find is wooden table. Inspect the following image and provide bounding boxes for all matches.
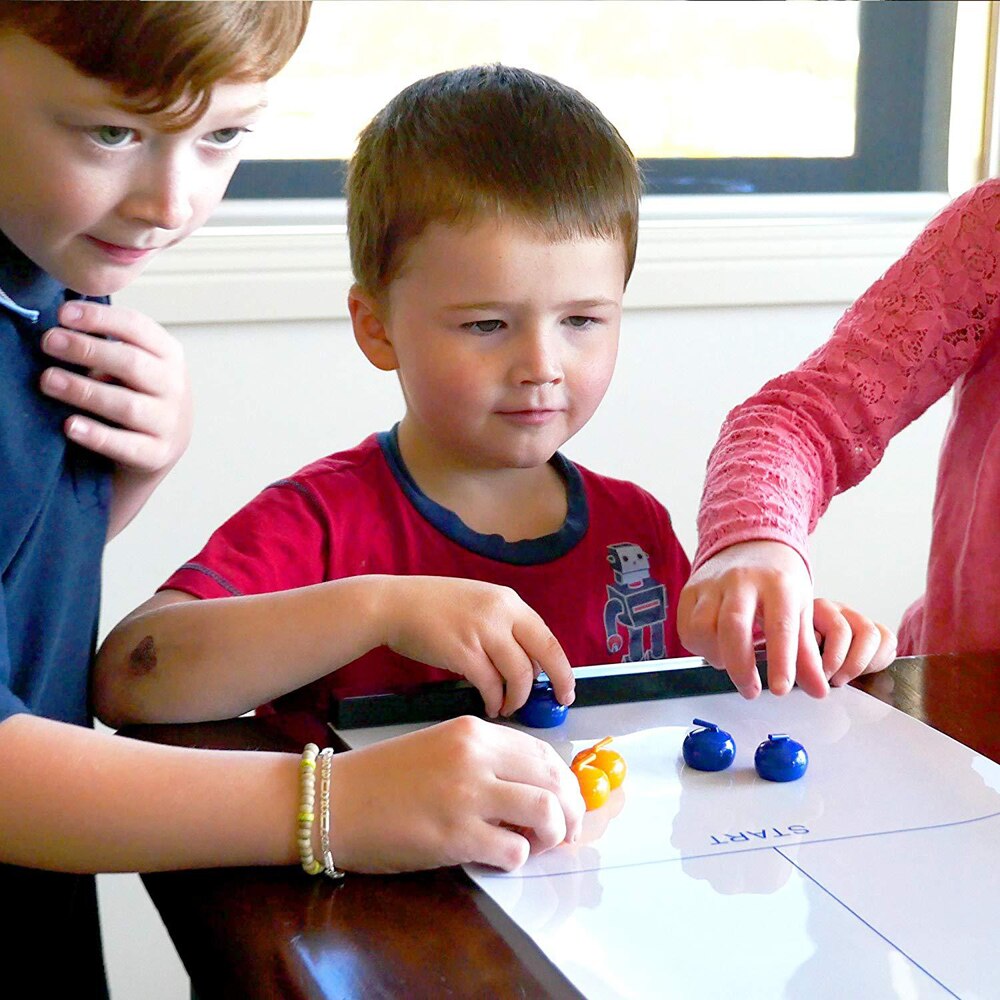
[131,653,999,1000]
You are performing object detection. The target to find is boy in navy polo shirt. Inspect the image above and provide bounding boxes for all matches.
[0,16,584,989]
[0,4,311,993]
[4,7,581,997]
[98,67,895,748]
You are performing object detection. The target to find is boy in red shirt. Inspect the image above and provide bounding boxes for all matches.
[98,66,893,843]
[98,65,695,728]
[100,64,894,735]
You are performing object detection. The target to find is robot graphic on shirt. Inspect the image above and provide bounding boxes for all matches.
[603,542,668,662]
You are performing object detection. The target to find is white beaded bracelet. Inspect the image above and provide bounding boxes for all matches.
[318,747,345,881]
[297,743,322,876]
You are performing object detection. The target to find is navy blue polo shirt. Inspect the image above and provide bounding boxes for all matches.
[0,231,111,727]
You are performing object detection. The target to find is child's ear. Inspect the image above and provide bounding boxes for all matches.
[348,285,399,372]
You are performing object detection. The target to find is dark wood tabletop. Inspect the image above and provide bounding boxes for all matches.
[129,653,999,1000]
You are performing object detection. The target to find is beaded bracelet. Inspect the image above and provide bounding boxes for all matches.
[298,743,322,876]
[318,747,345,881]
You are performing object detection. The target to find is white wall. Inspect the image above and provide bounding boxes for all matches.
[96,200,950,998]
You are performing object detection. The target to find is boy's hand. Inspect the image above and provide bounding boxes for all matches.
[39,300,192,536]
[379,577,575,717]
[678,540,826,699]
[40,300,192,472]
[327,716,585,872]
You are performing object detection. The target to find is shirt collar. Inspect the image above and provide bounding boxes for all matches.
[0,229,65,319]
[377,424,589,566]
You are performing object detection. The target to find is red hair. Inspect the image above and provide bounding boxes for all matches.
[0,1,310,129]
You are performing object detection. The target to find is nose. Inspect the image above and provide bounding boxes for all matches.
[122,158,195,232]
[513,326,563,386]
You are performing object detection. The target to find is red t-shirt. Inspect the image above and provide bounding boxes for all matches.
[162,431,691,720]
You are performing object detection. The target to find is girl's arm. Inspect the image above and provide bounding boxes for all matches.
[94,575,575,728]
[680,179,1000,695]
[0,711,583,874]
[698,179,1000,571]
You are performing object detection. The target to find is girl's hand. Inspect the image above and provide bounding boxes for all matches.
[678,540,827,699]
[678,541,896,697]
[812,598,897,687]
[379,577,575,717]
[327,716,585,872]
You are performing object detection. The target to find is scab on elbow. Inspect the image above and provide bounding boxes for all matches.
[127,635,158,676]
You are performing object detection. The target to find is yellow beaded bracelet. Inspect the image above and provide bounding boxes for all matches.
[298,744,322,876]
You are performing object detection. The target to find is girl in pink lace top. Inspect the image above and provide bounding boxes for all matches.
[679,179,1000,699]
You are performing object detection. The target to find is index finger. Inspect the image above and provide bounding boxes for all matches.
[760,590,804,697]
[512,617,575,707]
[57,301,169,357]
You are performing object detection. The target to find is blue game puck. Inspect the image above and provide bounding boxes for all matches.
[682,719,736,771]
[515,680,568,728]
[754,733,808,782]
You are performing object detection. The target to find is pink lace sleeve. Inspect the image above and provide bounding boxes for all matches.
[694,179,1000,570]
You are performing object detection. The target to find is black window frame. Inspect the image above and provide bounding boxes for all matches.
[225,1,953,200]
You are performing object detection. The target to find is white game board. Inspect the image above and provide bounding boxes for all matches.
[337,684,1000,999]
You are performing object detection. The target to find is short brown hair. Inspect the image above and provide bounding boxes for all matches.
[347,64,641,297]
[0,1,310,129]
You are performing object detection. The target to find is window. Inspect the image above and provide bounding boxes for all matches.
[227,0,955,199]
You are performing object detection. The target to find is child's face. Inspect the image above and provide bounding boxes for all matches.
[378,218,625,473]
[0,32,267,296]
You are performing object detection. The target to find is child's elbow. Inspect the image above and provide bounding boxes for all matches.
[91,627,152,728]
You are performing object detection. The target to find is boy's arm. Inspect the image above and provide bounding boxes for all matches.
[0,711,301,872]
[39,299,192,540]
[0,711,582,874]
[94,575,575,727]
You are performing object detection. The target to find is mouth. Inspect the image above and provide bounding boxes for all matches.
[495,408,565,425]
[85,236,160,264]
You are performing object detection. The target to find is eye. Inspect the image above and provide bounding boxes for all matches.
[463,319,505,334]
[205,127,249,149]
[565,315,597,329]
[88,125,135,148]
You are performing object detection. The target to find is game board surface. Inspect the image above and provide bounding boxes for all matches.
[337,682,1000,999]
